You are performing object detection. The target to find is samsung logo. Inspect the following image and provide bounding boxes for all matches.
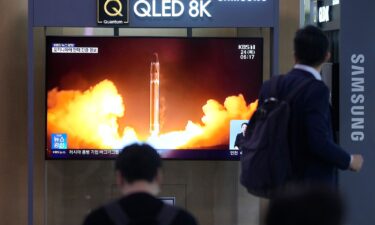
[350,54,365,141]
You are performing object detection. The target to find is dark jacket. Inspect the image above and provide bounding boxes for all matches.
[234,132,246,149]
[82,193,198,225]
[258,68,351,186]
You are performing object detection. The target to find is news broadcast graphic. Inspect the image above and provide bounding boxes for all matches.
[229,119,248,150]
[46,37,262,159]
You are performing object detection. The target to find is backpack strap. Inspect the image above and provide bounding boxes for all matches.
[105,201,179,225]
[105,202,129,225]
[156,203,179,225]
[284,78,314,102]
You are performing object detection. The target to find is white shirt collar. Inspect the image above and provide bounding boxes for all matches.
[294,64,322,80]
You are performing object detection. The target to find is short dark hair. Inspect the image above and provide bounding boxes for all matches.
[266,186,345,225]
[115,143,162,183]
[294,25,329,67]
[241,122,248,128]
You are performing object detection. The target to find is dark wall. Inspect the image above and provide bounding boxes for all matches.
[0,0,28,224]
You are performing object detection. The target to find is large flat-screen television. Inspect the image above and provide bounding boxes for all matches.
[46,36,262,160]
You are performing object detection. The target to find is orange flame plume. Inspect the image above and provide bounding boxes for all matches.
[47,80,258,150]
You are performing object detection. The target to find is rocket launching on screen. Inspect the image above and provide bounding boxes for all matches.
[150,53,160,136]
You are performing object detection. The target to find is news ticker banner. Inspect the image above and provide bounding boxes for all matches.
[340,0,375,225]
[34,0,276,27]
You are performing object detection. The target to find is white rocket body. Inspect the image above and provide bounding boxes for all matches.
[150,53,160,136]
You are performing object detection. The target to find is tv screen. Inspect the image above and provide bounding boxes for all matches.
[46,36,262,160]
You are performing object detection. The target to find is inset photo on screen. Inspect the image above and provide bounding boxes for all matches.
[229,120,249,151]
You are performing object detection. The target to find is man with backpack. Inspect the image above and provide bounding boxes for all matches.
[82,143,198,225]
[241,25,363,198]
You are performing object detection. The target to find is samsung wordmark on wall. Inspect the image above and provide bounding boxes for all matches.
[350,54,365,142]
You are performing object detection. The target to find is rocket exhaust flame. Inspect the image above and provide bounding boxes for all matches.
[150,53,160,137]
[47,80,258,150]
[47,80,127,149]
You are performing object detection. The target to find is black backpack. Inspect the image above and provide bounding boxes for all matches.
[240,75,312,198]
[105,201,178,225]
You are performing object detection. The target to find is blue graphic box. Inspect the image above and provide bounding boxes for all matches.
[51,133,68,149]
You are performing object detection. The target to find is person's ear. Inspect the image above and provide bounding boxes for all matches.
[155,168,163,185]
[294,51,299,64]
[116,171,124,187]
[325,52,331,62]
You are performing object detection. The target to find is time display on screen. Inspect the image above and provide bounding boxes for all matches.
[238,44,256,60]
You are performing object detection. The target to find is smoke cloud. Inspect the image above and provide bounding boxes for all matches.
[47,80,258,150]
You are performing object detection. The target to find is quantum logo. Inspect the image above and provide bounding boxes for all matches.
[97,0,129,24]
[104,0,123,17]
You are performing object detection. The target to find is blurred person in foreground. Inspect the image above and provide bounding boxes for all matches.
[266,186,346,225]
[82,143,198,225]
